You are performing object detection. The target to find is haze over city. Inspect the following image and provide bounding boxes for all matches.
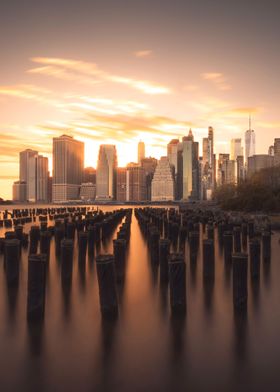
[1,0,280,199]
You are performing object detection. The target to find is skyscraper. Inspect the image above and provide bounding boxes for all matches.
[96,145,117,199]
[230,138,243,160]
[52,135,84,202]
[16,149,49,202]
[126,164,146,201]
[36,155,49,202]
[116,168,127,202]
[181,129,199,200]
[151,157,175,201]
[167,139,180,172]
[138,141,145,164]
[141,157,157,200]
[245,116,256,164]
[19,149,38,202]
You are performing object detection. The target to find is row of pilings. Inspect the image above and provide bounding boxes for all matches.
[0,207,132,322]
[135,207,272,315]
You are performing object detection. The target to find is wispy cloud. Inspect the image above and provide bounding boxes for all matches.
[0,84,63,107]
[28,57,171,95]
[133,50,153,58]
[201,72,232,91]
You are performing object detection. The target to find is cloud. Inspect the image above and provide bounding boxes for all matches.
[0,84,63,107]
[133,50,153,58]
[28,57,171,95]
[201,72,232,91]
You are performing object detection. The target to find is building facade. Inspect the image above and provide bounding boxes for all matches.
[52,135,84,202]
[245,129,256,164]
[230,138,243,160]
[96,144,117,199]
[247,154,274,176]
[151,157,175,201]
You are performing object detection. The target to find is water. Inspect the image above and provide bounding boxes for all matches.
[0,205,280,391]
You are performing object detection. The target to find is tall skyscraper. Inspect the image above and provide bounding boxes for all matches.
[245,116,256,164]
[181,129,199,200]
[138,141,145,164]
[116,168,127,202]
[19,149,38,201]
[230,138,243,160]
[167,139,180,172]
[151,157,175,201]
[96,144,117,199]
[126,164,146,201]
[52,135,84,202]
[36,155,49,202]
[16,149,49,202]
[141,157,157,200]
[19,149,38,183]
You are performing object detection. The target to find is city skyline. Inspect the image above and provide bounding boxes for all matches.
[1,1,280,198]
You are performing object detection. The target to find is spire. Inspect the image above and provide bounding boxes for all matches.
[249,113,251,131]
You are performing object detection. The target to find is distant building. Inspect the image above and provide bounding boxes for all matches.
[268,145,275,156]
[230,138,243,160]
[12,181,27,202]
[36,155,49,202]
[83,167,96,184]
[96,145,117,200]
[167,139,180,173]
[141,157,157,200]
[274,138,280,166]
[167,139,182,199]
[52,135,84,202]
[116,168,127,202]
[236,155,245,184]
[17,149,49,202]
[201,127,215,198]
[126,165,146,201]
[182,129,199,200]
[80,183,96,201]
[217,154,230,186]
[151,157,175,201]
[138,141,145,164]
[247,154,274,176]
[245,122,256,164]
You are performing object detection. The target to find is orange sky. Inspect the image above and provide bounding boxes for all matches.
[1,1,280,199]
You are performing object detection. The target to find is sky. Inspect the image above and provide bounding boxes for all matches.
[0,0,280,199]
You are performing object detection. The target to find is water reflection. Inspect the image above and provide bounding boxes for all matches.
[0,206,279,391]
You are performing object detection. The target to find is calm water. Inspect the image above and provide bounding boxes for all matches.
[0,205,280,391]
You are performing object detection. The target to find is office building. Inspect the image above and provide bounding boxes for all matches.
[80,183,96,201]
[245,117,256,164]
[268,145,275,156]
[151,157,175,201]
[141,157,158,200]
[83,167,96,184]
[17,149,49,202]
[52,135,84,202]
[274,138,280,165]
[12,181,27,202]
[181,130,199,200]
[230,138,243,160]
[126,164,146,201]
[236,155,245,184]
[116,168,127,202]
[96,144,117,199]
[248,154,274,176]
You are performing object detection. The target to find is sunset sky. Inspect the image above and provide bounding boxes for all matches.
[1,0,280,199]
